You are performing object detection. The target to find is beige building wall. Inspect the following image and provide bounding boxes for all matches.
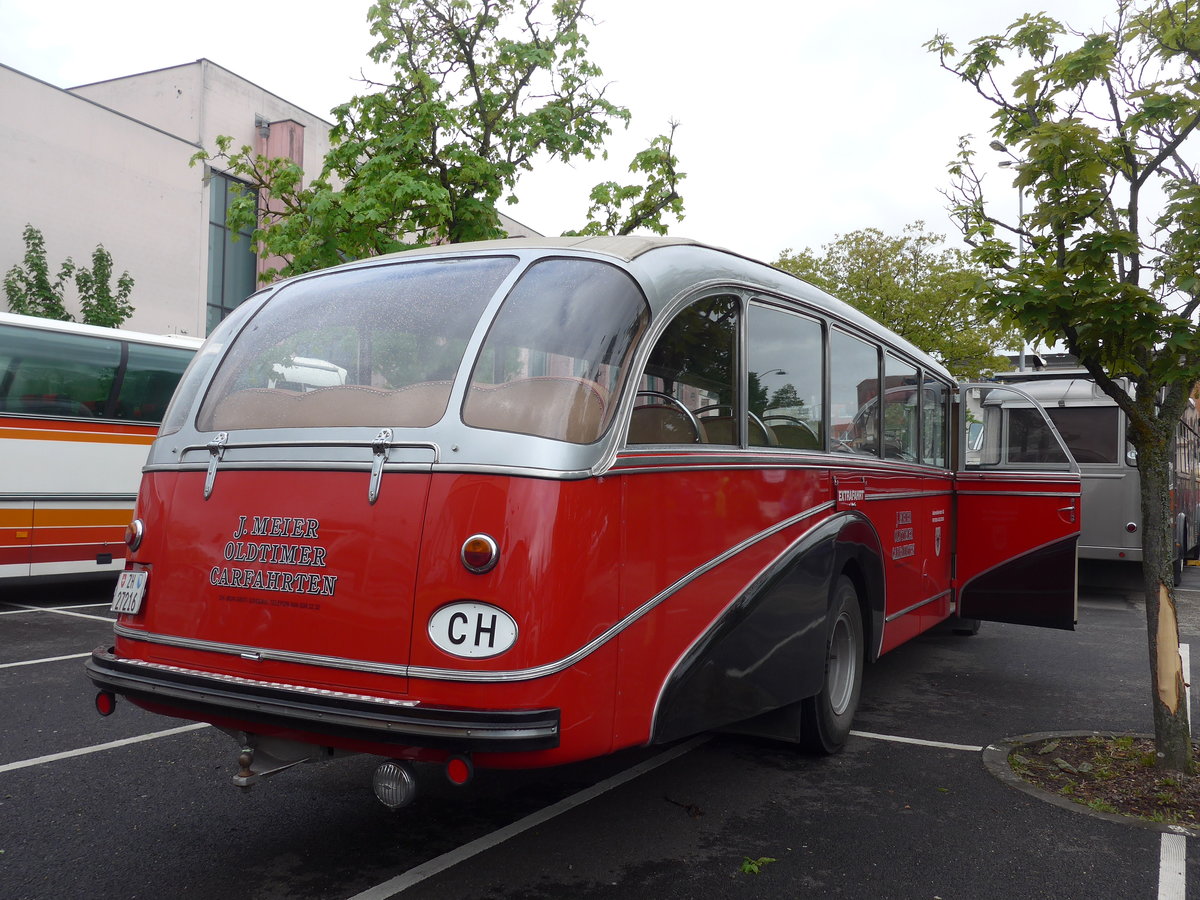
[1,59,539,338]
[0,60,334,337]
[1,64,205,335]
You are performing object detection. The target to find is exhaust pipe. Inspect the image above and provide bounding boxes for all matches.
[373,760,418,809]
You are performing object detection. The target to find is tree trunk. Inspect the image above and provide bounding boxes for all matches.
[1137,428,1195,774]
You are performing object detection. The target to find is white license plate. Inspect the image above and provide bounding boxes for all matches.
[111,570,148,615]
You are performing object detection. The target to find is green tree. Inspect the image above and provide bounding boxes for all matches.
[76,245,135,328]
[4,224,74,321]
[4,225,136,327]
[769,383,804,412]
[775,222,1017,379]
[195,0,683,281]
[567,122,686,236]
[928,0,1199,772]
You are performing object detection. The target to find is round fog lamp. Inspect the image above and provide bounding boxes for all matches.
[372,760,417,810]
[461,534,499,574]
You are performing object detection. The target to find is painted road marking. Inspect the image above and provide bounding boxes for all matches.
[0,651,91,669]
[0,602,114,622]
[851,730,982,752]
[1159,833,1187,900]
[1157,642,1192,900]
[345,736,712,900]
[1,636,1188,898]
[0,723,209,775]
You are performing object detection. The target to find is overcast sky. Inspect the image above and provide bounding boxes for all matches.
[0,0,1107,262]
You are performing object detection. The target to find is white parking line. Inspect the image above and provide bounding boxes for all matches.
[850,730,982,752]
[0,602,113,623]
[346,671,1194,900]
[0,723,210,775]
[0,651,91,669]
[1160,833,1187,900]
[1157,643,1192,900]
[345,735,711,900]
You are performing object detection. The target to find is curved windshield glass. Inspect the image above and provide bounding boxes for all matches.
[464,258,649,444]
[196,257,517,431]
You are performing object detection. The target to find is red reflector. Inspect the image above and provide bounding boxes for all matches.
[461,534,499,574]
[95,691,117,716]
[446,755,474,786]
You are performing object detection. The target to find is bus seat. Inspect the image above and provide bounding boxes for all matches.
[628,404,705,444]
[208,388,304,429]
[11,394,94,417]
[699,415,735,445]
[209,382,456,430]
[697,415,774,446]
[771,422,821,450]
[302,382,453,428]
[465,376,609,444]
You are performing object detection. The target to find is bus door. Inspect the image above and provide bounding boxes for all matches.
[954,384,1081,630]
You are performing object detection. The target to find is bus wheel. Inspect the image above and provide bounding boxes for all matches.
[800,576,864,754]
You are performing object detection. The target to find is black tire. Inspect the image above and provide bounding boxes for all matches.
[800,576,864,754]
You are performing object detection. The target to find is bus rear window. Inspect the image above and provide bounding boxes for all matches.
[464,258,649,444]
[1044,406,1120,464]
[197,257,517,431]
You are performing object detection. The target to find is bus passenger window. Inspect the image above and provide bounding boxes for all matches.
[0,326,120,418]
[922,377,949,467]
[465,258,650,444]
[628,295,739,445]
[116,343,197,422]
[829,330,880,456]
[883,354,919,461]
[747,303,823,450]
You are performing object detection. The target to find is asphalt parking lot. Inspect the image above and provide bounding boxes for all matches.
[1,563,1197,899]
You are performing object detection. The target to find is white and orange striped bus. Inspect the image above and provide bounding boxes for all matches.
[0,312,202,581]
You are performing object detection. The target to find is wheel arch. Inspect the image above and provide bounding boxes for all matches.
[829,513,886,663]
[648,510,885,744]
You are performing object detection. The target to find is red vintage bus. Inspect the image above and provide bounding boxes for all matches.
[87,237,1080,806]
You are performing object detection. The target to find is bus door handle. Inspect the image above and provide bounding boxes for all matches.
[1057,501,1077,524]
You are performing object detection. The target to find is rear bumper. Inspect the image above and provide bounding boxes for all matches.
[86,647,560,752]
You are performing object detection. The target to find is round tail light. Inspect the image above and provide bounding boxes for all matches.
[124,518,145,552]
[461,534,499,574]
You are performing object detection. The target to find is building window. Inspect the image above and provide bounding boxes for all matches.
[206,172,258,335]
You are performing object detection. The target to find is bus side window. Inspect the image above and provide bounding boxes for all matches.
[747,303,824,450]
[629,295,739,445]
[115,343,196,422]
[0,326,119,418]
[883,354,919,461]
[829,330,881,456]
[922,376,949,467]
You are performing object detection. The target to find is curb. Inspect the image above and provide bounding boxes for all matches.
[981,730,1199,838]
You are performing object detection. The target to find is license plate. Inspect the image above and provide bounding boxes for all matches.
[111,570,148,615]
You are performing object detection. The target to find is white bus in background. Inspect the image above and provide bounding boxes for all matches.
[984,371,1200,583]
[0,312,203,581]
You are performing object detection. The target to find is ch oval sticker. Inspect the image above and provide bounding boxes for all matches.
[428,602,518,659]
